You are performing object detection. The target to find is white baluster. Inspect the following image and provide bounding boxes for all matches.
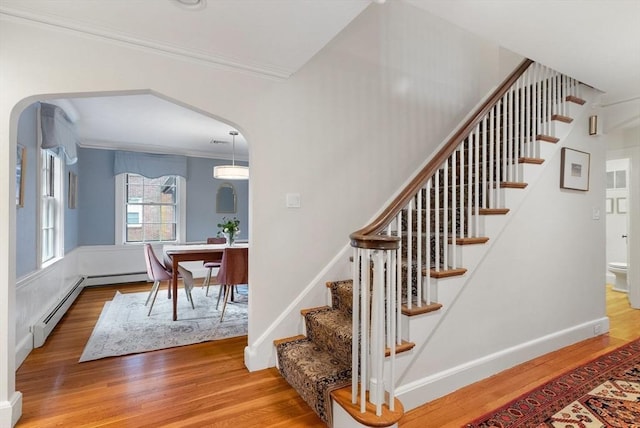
[406,199,413,310]
[416,188,423,307]
[489,106,495,208]
[360,249,369,413]
[352,247,360,404]
[443,158,449,270]
[451,150,457,269]
[435,169,440,272]
[425,178,432,304]
[473,127,480,237]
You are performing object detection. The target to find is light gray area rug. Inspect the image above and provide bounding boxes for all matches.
[79,285,247,362]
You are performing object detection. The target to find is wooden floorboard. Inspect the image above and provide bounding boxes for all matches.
[16,282,325,428]
[15,283,639,427]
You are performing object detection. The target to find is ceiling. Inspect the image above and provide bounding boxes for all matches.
[2,0,638,158]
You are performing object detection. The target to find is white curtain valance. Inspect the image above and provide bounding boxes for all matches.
[40,102,79,165]
[113,150,188,178]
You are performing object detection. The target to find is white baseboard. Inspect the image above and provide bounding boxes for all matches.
[0,392,23,428]
[15,334,32,369]
[396,317,610,411]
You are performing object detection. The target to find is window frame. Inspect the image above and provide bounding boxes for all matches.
[39,149,64,267]
[114,173,186,245]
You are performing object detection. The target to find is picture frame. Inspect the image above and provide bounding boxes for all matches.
[605,198,614,214]
[617,197,627,214]
[16,145,26,207]
[68,171,78,209]
[560,147,590,191]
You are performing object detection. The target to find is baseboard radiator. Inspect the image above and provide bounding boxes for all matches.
[32,276,86,348]
[82,271,148,287]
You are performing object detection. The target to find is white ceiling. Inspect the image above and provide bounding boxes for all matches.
[2,0,638,158]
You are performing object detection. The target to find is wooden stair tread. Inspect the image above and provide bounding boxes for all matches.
[331,386,404,428]
[273,334,306,347]
[566,95,586,105]
[427,267,467,278]
[519,157,544,164]
[450,236,489,245]
[477,208,509,215]
[500,181,528,189]
[551,114,573,123]
[401,301,442,316]
[536,134,559,143]
[385,339,415,356]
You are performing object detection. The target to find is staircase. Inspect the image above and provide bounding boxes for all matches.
[274,59,588,427]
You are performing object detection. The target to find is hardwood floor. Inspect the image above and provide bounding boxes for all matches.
[16,284,639,428]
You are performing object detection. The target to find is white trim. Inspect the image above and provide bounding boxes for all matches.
[396,317,610,411]
[114,174,186,245]
[0,392,23,427]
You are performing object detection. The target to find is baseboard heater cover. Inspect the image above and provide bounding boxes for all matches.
[32,276,86,348]
[82,272,148,287]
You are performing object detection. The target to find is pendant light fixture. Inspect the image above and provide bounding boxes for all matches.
[213,131,249,180]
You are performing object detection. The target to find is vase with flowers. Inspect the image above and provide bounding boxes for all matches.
[217,216,240,246]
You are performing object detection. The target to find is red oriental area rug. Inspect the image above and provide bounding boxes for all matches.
[465,338,640,427]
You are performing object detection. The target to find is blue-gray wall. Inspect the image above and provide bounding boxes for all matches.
[77,147,115,245]
[16,102,81,277]
[186,156,249,242]
[77,147,249,245]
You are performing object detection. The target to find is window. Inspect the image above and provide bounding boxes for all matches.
[41,150,63,265]
[116,173,184,244]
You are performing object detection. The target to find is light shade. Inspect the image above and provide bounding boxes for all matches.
[213,165,249,180]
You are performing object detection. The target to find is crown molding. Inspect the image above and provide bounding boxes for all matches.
[0,6,290,81]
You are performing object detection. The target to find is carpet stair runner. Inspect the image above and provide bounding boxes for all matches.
[275,280,354,426]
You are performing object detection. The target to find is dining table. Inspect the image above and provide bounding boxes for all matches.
[163,243,248,321]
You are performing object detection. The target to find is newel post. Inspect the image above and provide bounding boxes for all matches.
[349,232,400,415]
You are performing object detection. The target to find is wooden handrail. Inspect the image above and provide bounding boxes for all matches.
[350,58,534,248]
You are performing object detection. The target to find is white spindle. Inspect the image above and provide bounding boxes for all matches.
[481,115,487,209]
[515,78,521,174]
[434,170,440,271]
[489,106,495,208]
[443,160,449,270]
[406,199,413,310]
[359,250,368,413]
[396,214,402,345]
[416,188,423,307]
[425,178,432,304]
[467,138,473,236]
[371,250,384,416]
[351,247,360,404]
[451,150,457,269]
[473,127,480,236]
[460,142,465,238]
[388,248,396,410]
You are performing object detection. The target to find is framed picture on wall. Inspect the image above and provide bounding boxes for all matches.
[617,197,627,214]
[605,198,614,214]
[560,147,590,191]
[16,145,26,207]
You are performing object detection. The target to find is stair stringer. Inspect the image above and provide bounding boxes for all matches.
[385,85,603,411]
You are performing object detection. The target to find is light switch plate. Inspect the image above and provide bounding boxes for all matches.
[286,193,301,208]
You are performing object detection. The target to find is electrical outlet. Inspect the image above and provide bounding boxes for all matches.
[594,324,601,335]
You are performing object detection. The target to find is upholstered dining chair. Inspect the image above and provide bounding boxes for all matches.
[215,247,248,321]
[203,236,226,296]
[144,244,194,316]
